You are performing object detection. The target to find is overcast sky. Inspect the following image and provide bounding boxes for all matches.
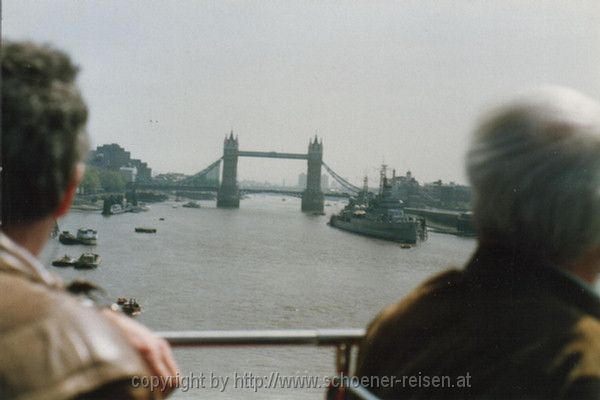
[4,1,600,185]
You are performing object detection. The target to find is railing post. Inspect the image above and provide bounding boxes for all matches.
[334,342,352,400]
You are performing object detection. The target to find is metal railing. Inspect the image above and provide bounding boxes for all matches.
[157,329,380,400]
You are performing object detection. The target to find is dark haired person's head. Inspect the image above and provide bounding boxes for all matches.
[1,41,89,229]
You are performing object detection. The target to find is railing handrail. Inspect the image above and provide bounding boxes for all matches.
[157,328,365,347]
[157,329,379,400]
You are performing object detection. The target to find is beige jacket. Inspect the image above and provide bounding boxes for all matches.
[0,233,153,400]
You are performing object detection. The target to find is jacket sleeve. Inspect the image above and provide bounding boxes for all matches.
[74,379,155,400]
[0,291,156,400]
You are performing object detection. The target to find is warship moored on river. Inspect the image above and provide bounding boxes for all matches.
[329,166,427,244]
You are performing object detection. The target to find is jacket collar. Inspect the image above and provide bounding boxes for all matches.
[464,246,600,320]
[0,232,63,289]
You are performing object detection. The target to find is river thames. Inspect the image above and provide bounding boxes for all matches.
[41,195,477,399]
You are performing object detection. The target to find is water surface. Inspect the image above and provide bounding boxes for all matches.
[42,195,477,399]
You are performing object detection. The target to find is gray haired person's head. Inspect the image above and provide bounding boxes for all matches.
[1,41,89,226]
[466,87,600,264]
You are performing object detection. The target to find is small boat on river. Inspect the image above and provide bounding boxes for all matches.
[131,202,150,213]
[76,228,97,245]
[52,254,77,267]
[74,253,101,269]
[182,201,201,209]
[135,227,157,233]
[59,231,79,245]
[60,228,98,245]
[109,203,133,215]
[117,298,142,316]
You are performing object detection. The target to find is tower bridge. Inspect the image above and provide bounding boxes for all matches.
[137,132,360,212]
[218,132,327,212]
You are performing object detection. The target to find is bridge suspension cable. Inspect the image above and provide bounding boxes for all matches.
[180,158,222,186]
[321,161,361,194]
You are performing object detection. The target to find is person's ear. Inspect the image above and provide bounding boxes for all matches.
[53,163,85,218]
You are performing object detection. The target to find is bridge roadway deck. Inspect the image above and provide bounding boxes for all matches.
[129,183,350,198]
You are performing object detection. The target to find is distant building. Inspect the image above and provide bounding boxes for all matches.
[381,169,471,210]
[422,179,471,210]
[89,143,152,181]
[239,179,276,189]
[153,172,187,183]
[329,177,344,191]
[130,159,152,181]
[389,170,421,207]
[321,174,329,191]
[89,144,130,169]
[298,172,307,189]
[119,166,138,183]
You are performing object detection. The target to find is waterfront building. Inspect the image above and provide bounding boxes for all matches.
[89,143,152,181]
[153,173,188,183]
[119,166,138,183]
[422,180,471,210]
[89,144,130,169]
[389,170,422,207]
[130,159,152,181]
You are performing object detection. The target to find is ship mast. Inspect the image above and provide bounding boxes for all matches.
[362,175,369,206]
[379,164,388,195]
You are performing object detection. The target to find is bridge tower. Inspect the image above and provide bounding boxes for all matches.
[301,135,324,212]
[217,131,240,208]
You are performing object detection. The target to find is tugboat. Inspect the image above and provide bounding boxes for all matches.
[76,228,97,245]
[182,201,201,208]
[329,166,427,244]
[59,231,79,245]
[52,254,77,267]
[74,253,101,269]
